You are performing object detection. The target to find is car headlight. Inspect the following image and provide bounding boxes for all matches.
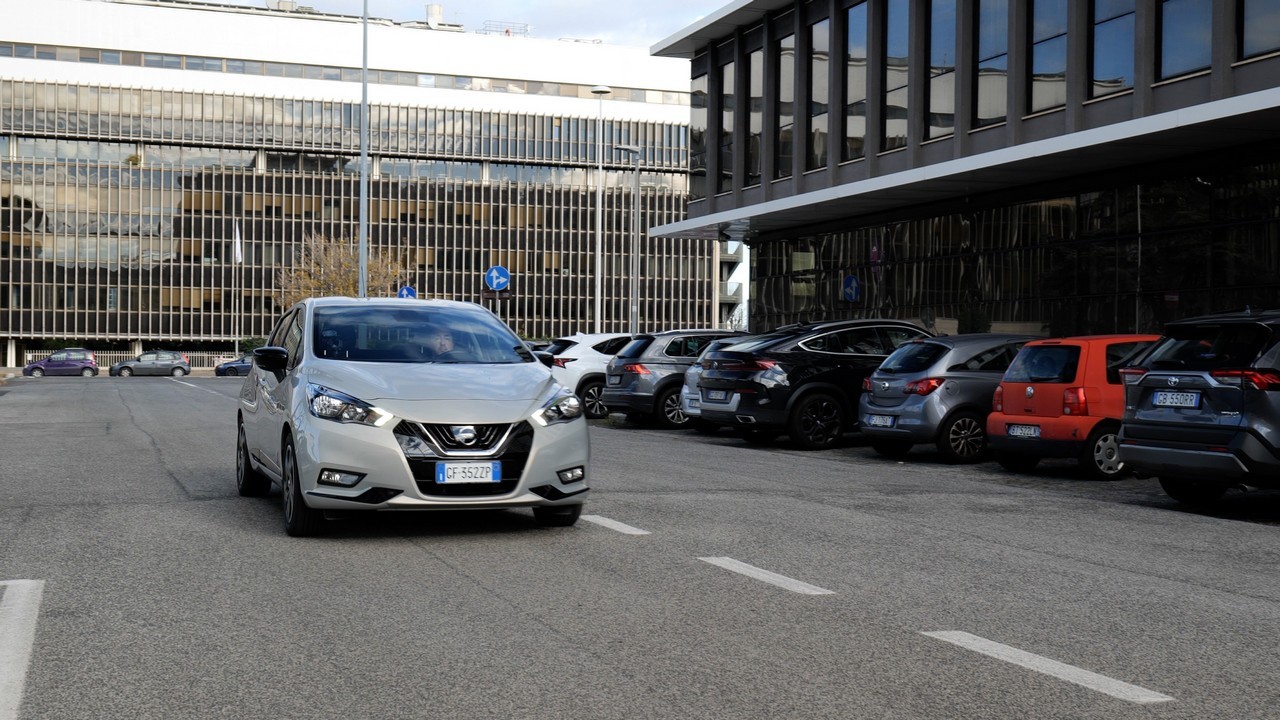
[535,389,583,426]
[306,383,393,427]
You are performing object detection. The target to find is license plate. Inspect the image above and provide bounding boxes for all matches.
[1153,390,1200,408]
[435,461,501,484]
[606,376,621,386]
[688,398,701,409]
[1007,424,1040,438]
[706,389,728,401]
[867,414,895,427]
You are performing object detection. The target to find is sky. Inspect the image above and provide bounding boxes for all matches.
[200,0,727,48]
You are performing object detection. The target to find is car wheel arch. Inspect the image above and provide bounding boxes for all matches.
[784,381,855,418]
[574,373,606,396]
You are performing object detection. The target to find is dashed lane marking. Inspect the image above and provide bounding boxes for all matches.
[922,631,1174,705]
[0,580,45,720]
[581,515,651,535]
[698,557,835,595]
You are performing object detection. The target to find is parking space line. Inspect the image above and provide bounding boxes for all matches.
[171,379,227,397]
[922,631,1174,704]
[698,557,835,595]
[0,580,45,720]
[581,515,651,535]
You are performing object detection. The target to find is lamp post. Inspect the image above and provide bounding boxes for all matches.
[614,145,641,334]
[590,85,611,332]
[357,0,369,297]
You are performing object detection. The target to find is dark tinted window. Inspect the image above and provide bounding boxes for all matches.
[1144,324,1274,371]
[1103,340,1154,383]
[957,342,1024,372]
[880,341,947,372]
[616,337,654,359]
[724,331,793,352]
[595,337,631,354]
[545,339,579,355]
[665,335,722,358]
[1004,345,1081,382]
[881,326,928,349]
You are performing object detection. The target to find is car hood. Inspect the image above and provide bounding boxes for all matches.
[302,361,559,421]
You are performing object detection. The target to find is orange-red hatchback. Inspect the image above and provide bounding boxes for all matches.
[987,334,1159,478]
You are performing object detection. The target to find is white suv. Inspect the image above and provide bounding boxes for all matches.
[237,297,589,536]
[546,332,632,419]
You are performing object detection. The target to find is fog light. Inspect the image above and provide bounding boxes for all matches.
[557,467,584,484]
[318,469,364,487]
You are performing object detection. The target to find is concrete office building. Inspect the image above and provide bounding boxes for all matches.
[651,0,1280,335]
[0,0,746,366]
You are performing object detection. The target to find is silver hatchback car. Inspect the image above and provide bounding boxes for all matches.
[236,297,589,536]
[858,333,1035,463]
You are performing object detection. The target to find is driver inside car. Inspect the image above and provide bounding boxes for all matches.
[424,327,455,359]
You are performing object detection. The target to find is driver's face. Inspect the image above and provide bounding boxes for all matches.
[427,331,453,353]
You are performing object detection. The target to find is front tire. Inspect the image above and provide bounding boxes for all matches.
[172,367,187,377]
[282,435,324,536]
[1159,477,1228,507]
[30,368,44,377]
[225,367,239,377]
[1080,424,1127,479]
[579,379,608,419]
[788,392,846,450]
[81,368,94,377]
[119,367,133,377]
[533,504,582,527]
[653,387,690,429]
[236,423,271,497]
[936,412,987,464]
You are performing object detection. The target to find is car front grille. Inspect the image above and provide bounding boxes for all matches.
[397,421,535,498]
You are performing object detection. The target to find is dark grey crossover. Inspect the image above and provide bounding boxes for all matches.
[1119,310,1280,506]
[602,329,746,429]
[859,333,1036,463]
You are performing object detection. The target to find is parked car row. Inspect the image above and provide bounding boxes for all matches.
[22,348,192,377]
[597,311,1280,509]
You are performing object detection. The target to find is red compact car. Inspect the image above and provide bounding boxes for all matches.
[986,334,1159,479]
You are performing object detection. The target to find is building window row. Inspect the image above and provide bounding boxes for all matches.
[0,80,690,171]
[0,40,691,107]
[688,0,1280,199]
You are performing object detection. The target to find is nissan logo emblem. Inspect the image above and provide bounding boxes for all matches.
[450,425,478,446]
[1025,386,1035,399]
[1167,377,1180,387]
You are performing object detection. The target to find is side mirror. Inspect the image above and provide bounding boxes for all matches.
[533,350,555,368]
[253,346,289,372]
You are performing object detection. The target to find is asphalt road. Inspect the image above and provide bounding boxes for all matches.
[0,376,1277,719]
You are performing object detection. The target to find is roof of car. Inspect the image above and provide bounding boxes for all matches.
[910,332,1039,348]
[1167,308,1280,324]
[639,328,743,337]
[1023,334,1161,345]
[773,318,928,333]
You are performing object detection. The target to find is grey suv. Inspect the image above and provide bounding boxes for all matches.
[1119,310,1280,506]
[602,329,746,428]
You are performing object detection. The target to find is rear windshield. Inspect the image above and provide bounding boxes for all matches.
[722,331,793,353]
[616,336,655,359]
[1004,345,1081,383]
[879,341,947,373]
[545,339,578,355]
[698,337,748,360]
[1145,324,1274,371]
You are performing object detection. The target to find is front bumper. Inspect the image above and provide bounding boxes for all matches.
[291,414,590,511]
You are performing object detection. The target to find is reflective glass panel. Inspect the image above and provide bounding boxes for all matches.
[1243,0,1280,57]
[808,19,830,170]
[1159,0,1212,78]
[777,33,795,179]
[844,2,868,161]
[1092,11,1135,96]
[748,49,763,185]
[883,0,909,151]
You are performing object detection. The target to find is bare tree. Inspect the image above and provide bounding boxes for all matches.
[275,233,404,308]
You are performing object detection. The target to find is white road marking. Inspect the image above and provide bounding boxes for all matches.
[581,515,651,535]
[698,557,835,595]
[0,580,46,720]
[922,631,1174,705]
[172,379,227,397]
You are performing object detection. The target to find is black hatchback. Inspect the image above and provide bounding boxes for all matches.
[697,319,933,449]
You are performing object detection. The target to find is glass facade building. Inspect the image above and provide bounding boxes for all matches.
[655,0,1280,334]
[1,0,742,364]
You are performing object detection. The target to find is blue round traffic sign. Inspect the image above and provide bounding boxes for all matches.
[397,286,417,298]
[484,266,511,292]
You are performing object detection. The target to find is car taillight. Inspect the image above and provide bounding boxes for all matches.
[622,363,650,375]
[181,353,189,362]
[992,385,1004,412]
[1118,367,1147,385]
[861,377,873,392]
[1210,368,1280,390]
[552,357,575,368]
[904,378,945,395]
[1063,387,1088,415]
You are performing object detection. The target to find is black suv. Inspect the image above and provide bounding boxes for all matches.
[1118,309,1280,506]
[697,319,933,449]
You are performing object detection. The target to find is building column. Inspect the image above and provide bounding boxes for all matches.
[5,339,15,368]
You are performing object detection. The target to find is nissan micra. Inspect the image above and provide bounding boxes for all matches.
[236,297,589,536]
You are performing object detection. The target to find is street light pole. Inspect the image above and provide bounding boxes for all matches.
[358,0,369,297]
[615,145,641,334]
[590,85,611,332]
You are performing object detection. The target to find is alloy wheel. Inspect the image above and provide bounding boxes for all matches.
[793,396,843,448]
[947,415,985,460]
[581,383,607,418]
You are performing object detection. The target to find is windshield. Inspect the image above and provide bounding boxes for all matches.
[311,304,532,364]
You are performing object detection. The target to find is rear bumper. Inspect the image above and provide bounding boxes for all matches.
[600,389,652,414]
[1118,423,1280,486]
